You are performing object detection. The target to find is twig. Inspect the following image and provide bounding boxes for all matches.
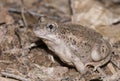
[107,63,116,74]
[1,72,31,81]
[21,0,28,27]
[68,0,73,15]
[8,8,44,17]
[0,22,6,25]
[0,60,12,64]
[8,8,71,23]
[103,71,120,81]
[21,8,27,27]
[111,59,120,70]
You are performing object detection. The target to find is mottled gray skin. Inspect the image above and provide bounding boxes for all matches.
[33,21,111,74]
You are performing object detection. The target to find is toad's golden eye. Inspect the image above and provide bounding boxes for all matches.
[46,23,58,32]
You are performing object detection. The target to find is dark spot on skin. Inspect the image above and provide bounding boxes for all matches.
[81,56,85,58]
[81,44,84,47]
[71,56,74,58]
[72,40,76,45]
[62,31,65,34]
[84,42,87,45]
[69,37,71,40]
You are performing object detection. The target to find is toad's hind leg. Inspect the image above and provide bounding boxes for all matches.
[85,52,111,70]
[85,53,111,76]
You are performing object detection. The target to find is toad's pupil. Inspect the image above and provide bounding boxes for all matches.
[49,24,53,29]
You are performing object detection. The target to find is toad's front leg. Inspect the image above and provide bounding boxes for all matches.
[71,55,86,74]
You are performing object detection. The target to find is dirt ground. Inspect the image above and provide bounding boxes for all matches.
[0,0,120,81]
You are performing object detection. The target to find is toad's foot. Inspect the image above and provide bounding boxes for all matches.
[85,62,107,76]
[85,62,100,71]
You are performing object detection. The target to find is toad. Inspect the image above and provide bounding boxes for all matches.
[33,20,111,74]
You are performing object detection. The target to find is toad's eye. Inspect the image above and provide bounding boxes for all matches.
[48,24,53,29]
[46,23,58,32]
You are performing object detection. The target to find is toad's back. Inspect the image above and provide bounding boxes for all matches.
[57,24,105,63]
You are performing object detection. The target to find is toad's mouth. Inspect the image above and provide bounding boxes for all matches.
[34,30,57,43]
